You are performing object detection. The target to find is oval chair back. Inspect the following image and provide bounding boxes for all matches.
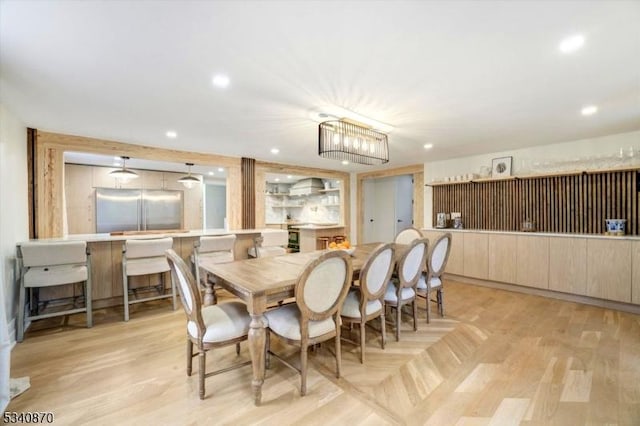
[394,227,423,245]
[360,243,396,302]
[397,237,429,289]
[166,249,205,337]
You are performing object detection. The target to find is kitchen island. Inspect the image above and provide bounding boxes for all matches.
[292,224,346,252]
[16,228,278,310]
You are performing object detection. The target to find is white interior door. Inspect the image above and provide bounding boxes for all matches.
[362,179,377,243]
[395,175,414,234]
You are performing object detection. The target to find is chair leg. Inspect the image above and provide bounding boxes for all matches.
[17,276,26,342]
[198,350,206,400]
[426,289,431,324]
[236,342,241,356]
[439,288,445,317]
[300,343,308,396]
[186,340,193,376]
[359,320,366,364]
[265,331,271,370]
[335,326,342,378]
[123,272,130,322]
[396,304,401,342]
[380,313,386,350]
[85,276,93,328]
[412,299,418,331]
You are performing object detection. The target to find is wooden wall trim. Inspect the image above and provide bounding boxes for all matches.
[34,130,242,238]
[431,170,639,235]
[356,164,424,244]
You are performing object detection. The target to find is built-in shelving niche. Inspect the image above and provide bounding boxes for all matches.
[429,169,639,235]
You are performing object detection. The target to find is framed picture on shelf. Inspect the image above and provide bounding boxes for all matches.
[491,156,512,178]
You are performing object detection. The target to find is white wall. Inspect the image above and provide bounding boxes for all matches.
[423,130,640,227]
[0,104,28,410]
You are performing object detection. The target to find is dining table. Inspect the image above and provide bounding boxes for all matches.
[201,242,388,405]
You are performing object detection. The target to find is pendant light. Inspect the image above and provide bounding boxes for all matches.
[177,163,201,189]
[109,156,139,181]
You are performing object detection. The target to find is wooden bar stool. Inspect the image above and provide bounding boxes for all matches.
[332,235,346,244]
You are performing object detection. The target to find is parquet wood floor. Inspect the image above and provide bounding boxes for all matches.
[7,281,640,425]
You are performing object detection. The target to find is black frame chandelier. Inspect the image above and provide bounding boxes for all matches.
[318,120,389,165]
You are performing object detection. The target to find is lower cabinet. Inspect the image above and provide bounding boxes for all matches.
[586,239,632,303]
[549,237,587,295]
[634,242,640,305]
[463,233,489,279]
[488,234,517,283]
[516,235,549,289]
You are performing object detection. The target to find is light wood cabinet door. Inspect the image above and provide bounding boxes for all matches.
[422,231,463,275]
[163,171,185,190]
[633,242,640,305]
[65,164,95,234]
[516,235,549,289]
[141,170,166,189]
[183,186,203,230]
[488,234,517,283]
[463,232,488,279]
[92,166,140,189]
[549,237,587,295]
[586,239,632,303]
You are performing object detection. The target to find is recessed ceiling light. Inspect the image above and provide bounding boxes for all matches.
[113,162,122,167]
[208,171,214,176]
[212,74,230,88]
[275,178,280,182]
[270,148,279,154]
[424,143,433,149]
[558,34,585,53]
[287,175,292,179]
[581,105,598,116]
[341,160,349,165]
[217,167,224,172]
[113,156,121,160]
[166,130,177,138]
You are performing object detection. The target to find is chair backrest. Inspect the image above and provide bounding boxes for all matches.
[260,230,288,247]
[20,241,87,268]
[428,233,452,278]
[394,227,423,245]
[197,235,236,255]
[295,250,352,322]
[124,237,174,259]
[397,237,429,289]
[360,243,395,302]
[166,249,205,334]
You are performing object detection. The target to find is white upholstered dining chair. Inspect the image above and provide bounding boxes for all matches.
[248,230,288,258]
[192,234,236,304]
[341,242,395,363]
[17,241,92,342]
[265,250,353,396]
[166,249,251,400]
[122,237,176,321]
[394,226,424,245]
[384,237,429,341]
[417,233,452,323]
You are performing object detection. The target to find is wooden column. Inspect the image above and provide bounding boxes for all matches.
[241,157,256,229]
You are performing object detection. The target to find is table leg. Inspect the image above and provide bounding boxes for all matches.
[248,313,266,405]
[203,275,214,306]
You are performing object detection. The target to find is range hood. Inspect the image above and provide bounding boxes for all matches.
[289,178,324,196]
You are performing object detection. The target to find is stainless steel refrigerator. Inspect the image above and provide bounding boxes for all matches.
[96,188,183,233]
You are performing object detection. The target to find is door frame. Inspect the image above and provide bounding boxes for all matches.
[356,164,424,244]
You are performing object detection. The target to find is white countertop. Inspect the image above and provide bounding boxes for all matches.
[422,228,640,241]
[18,228,272,245]
[293,224,345,230]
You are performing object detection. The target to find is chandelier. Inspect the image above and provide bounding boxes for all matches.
[318,120,389,165]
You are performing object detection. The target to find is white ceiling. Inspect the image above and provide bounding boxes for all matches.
[1,1,639,173]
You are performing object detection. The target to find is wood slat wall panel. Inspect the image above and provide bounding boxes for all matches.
[432,170,639,235]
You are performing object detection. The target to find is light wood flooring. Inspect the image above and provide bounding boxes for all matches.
[7,280,640,425]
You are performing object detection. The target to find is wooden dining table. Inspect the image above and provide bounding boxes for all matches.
[201,242,386,405]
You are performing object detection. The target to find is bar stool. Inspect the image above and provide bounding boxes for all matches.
[248,230,288,258]
[122,237,176,321]
[17,241,92,342]
[317,237,331,250]
[192,234,236,305]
